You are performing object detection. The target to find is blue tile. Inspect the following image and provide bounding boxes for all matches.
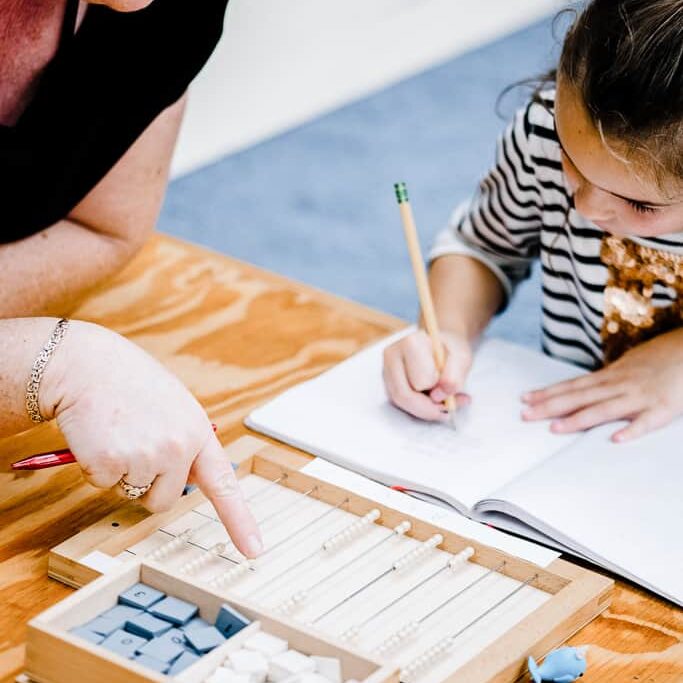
[134,654,171,674]
[119,583,165,610]
[215,603,250,637]
[136,628,186,663]
[83,616,125,637]
[167,651,200,675]
[101,605,144,624]
[149,596,198,626]
[183,625,226,654]
[100,629,148,658]
[125,612,173,639]
[69,626,105,645]
[181,616,210,632]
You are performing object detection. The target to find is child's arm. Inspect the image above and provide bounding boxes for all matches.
[384,100,548,420]
[522,327,683,442]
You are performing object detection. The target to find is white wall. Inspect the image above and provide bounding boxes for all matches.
[171,0,563,177]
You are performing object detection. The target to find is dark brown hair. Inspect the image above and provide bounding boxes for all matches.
[558,0,683,190]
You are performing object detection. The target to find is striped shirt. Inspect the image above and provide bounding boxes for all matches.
[430,90,683,369]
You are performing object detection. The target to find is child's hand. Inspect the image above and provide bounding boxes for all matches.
[383,329,472,421]
[521,328,683,442]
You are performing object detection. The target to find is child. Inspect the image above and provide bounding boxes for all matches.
[383,0,683,443]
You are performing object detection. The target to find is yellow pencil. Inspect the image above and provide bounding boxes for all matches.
[394,182,456,424]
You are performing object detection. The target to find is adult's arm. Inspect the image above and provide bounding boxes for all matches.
[0,95,187,318]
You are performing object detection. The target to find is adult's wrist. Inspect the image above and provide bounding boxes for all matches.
[37,319,100,422]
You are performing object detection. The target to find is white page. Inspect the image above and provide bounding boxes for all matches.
[302,457,559,567]
[247,330,582,510]
[479,422,683,605]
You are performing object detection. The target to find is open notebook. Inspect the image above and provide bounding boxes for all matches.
[246,331,683,606]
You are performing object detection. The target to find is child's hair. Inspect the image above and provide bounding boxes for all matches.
[558,0,683,191]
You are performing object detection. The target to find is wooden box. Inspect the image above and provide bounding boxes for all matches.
[26,559,397,683]
[41,437,613,683]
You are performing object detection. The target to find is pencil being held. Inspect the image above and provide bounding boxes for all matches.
[385,183,472,427]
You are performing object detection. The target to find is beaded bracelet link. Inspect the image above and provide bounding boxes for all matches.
[25,318,70,423]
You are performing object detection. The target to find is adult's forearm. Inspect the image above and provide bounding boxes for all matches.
[428,254,504,342]
[0,219,143,318]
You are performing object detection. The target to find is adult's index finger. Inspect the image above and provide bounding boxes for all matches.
[191,434,263,558]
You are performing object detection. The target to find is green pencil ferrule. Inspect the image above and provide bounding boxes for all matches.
[394,182,409,204]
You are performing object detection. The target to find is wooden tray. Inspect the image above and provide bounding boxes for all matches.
[43,436,613,683]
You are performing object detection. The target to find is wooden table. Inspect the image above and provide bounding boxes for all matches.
[0,235,681,683]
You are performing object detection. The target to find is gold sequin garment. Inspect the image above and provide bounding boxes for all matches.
[600,236,683,363]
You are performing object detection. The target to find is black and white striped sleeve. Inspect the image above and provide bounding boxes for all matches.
[429,102,543,304]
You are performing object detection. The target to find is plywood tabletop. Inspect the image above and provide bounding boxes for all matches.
[0,235,680,682]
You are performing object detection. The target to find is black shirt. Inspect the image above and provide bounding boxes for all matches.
[0,0,228,243]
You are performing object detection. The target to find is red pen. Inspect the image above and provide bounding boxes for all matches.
[11,424,218,471]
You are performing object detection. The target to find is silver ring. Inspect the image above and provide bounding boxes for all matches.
[118,478,153,500]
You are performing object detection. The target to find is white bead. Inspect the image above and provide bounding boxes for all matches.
[207,669,250,683]
[267,650,315,682]
[340,626,359,641]
[311,656,342,683]
[227,649,269,683]
[394,521,412,535]
[244,631,289,658]
[448,546,474,571]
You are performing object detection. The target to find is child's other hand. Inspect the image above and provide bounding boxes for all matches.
[521,328,683,442]
[383,329,472,421]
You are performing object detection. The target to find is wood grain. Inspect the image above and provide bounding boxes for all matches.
[0,235,680,682]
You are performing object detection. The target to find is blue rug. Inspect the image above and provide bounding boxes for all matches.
[160,15,563,347]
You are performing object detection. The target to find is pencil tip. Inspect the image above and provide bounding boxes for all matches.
[448,412,458,431]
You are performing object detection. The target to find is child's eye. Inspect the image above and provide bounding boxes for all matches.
[626,199,657,214]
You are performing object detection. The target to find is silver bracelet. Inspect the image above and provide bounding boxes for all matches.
[26,318,71,423]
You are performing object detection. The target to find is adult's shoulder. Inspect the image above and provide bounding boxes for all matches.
[75,0,230,103]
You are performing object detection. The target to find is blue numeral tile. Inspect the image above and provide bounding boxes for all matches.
[136,628,186,663]
[83,615,126,637]
[184,625,226,654]
[101,605,144,624]
[215,603,250,637]
[134,653,171,674]
[101,629,148,658]
[119,583,165,610]
[181,616,210,632]
[125,612,173,639]
[168,651,200,675]
[149,596,198,626]
[69,626,105,645]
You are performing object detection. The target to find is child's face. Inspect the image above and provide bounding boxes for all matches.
[555,78,683,238]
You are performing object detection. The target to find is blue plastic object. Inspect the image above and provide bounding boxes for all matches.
[528,647,587,683]
[168,651,201,675]
[119,582,165,610]
[136,628,187,663]
[215,603,250,637]
[100,629,148,658]
[82,616,123,637]
[101,604,144,623]
[181,616,211,632]
[134,654,171,674]
[69,626,105,645]
[184,625,226,653]
[125,612,173,639]
[149,596,199,626]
